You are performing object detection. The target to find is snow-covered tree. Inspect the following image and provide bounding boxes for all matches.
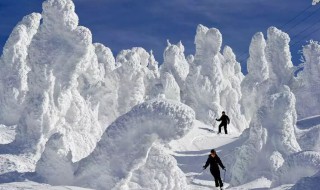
[0,13,41,126]
[160,40,189,99]
[184,24,247,132]
[292,41,320,118]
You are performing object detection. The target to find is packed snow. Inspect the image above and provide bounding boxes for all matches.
[0,0,320,189]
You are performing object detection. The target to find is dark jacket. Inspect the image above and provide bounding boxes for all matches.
[204,155,225,172]
[216,115,230,125]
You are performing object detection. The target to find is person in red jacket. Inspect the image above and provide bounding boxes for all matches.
[216,111,230,134]
[203,149,226,189]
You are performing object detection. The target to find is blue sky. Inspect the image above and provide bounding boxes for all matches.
[1,0,320,73]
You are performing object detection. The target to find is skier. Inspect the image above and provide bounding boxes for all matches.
[216,111,230,134]
[203,149,226,189]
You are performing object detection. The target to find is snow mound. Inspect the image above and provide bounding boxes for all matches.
[272,151,320,187]
[127,144,189,190]
[36,99,195,189]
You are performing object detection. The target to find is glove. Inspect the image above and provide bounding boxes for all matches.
[223,168,226,171]
[216,118,218,121]
[202,166,206,170]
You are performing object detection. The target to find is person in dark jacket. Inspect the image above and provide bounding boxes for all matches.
[216,111,230,134]
[203,149,226,188]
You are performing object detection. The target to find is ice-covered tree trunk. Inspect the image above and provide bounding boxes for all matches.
[0,13,41,126]
[293,42,320,119]
[184,24,247,132]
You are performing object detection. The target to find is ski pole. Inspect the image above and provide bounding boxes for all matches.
[223,169,226,181]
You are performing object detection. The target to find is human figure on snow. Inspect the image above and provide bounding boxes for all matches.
[203,149,226,189]
[216,111,230,134]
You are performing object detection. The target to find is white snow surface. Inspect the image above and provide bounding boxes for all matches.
[0,0,320,190]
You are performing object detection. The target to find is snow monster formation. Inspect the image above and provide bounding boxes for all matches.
[0,0,161,166]
[183,25,247,133]
[36,99,195,189]
[160,41,189,102]
[231,27,320,187]
[292,42,320,119]
[0,13,41,126]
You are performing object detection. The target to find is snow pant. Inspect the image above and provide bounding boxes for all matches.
[219,123,227,134]
[210,169,223,187]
